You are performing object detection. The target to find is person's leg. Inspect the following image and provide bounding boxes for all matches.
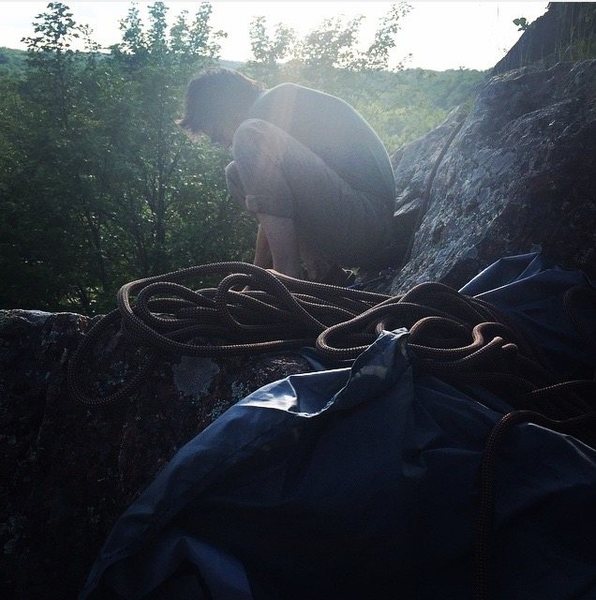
[227,159,298,275]
[256,216,300,278]
[224,161,247,212]
[226,161,274,269]
[253,224,272,270]
[230,118,394,276]
[230,121,303,278]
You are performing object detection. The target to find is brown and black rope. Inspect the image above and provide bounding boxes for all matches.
[68,262,595,419]
[67,262,595,600]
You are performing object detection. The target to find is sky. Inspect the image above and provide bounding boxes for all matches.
[1,1,551,71]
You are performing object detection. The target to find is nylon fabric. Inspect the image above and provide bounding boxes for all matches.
[81,254,596,600]
[460,252,596,380]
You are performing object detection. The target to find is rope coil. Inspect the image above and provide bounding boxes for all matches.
[66,261,596,600]
[68,261,595,416]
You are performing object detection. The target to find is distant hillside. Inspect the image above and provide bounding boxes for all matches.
[0,47,27,73]
[0,44,483,151]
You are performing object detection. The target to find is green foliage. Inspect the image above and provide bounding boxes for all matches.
[0,1,482,314]
[513,17,530,32]
[245,16,296,83]
[364,2,412,71]
[0,47,29,73]
[249,16,295,65]
[299,15,365,71]
[0,1,251,314]
[244,2,412,87]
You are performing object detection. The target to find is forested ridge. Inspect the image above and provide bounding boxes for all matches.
[0,2,483,314]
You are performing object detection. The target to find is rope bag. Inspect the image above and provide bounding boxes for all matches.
[67,261,596,600]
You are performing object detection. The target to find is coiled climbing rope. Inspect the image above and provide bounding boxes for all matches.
[68,261,594,417]
[67,261,596,600]
[67,262,388,406]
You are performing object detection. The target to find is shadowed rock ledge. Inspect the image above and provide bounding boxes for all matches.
[0,309,311,598]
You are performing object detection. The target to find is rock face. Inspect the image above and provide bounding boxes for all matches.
[0,309,311,598]
[390,59,596,294]
[492,3,596,75]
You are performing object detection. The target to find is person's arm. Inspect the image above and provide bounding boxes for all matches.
[253,224,273,269]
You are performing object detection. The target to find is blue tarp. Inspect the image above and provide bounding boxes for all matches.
[82,254,596,599]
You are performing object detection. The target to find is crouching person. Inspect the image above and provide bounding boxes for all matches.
[178,68,398,284]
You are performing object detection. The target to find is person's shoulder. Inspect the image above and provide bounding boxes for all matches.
[265,82,302,97]
[254,83,295,106]
[266,82,329,99]
[254,83,358,124]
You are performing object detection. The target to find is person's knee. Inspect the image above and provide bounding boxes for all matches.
[233,118,273,140]
[232,119,282,159]
[224,160,240,188]
[231,119,295,218]
[224,161,247,210]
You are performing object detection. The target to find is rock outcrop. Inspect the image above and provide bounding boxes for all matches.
[390,59,596,294]
[0,309,311,598]
[492,2,596,75]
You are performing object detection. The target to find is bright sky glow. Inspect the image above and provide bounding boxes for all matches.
[1,1,550,71]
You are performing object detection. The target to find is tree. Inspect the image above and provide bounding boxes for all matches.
[363,2,412,71]
[245,16,295,83]
[249,16,295,66]
[108,2,239,279]
[0,2,253,314]
[4,2,110,311]
[245,3,412,97]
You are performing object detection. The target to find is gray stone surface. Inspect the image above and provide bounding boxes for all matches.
[492,3,596,75]
[0,309,311,598]
[390,60,596,294]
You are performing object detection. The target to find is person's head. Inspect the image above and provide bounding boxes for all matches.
[177,68,264,147]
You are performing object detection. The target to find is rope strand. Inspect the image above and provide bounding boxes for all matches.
[68,262,595,418]
[66,262,596,600]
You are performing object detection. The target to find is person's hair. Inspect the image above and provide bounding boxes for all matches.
[177,68,264,135]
